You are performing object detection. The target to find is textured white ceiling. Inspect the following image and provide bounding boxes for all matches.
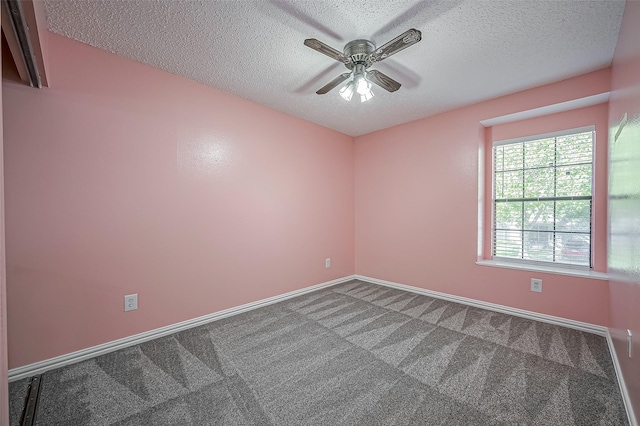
[43,0,625,136]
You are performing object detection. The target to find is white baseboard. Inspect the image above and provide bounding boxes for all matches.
[355,275,607,335]
[8,275,356,381]
[606,330,638,426]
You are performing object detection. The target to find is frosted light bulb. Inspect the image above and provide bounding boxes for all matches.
[360,90,374,103]
[355,76,370,95]
[339,81,355,101]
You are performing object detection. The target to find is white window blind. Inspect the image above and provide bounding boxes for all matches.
[492,128,594,267]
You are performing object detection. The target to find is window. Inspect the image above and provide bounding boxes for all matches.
[492,128,594,267]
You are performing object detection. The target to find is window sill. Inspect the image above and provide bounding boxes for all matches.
[475,260,609,280]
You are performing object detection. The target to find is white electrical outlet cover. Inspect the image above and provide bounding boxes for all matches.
[531,279,542,293]
[325,258,331,268]
[124,294,138,312]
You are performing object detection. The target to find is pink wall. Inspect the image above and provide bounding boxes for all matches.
[3,33,355,368]
[608,0,640,420]
[355,70,611,326]
[0,14,9,425]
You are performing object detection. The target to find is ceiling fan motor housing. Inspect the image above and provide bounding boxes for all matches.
[344,39,376,68]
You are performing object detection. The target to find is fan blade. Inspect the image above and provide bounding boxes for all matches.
[316,73,351,94]
[367,70,401,92]
[375,61,420,89]
[373,29,422,62]
[304,38,347,63]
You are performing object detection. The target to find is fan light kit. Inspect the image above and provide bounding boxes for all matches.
[339,63,373,102]
[304,29,422,102]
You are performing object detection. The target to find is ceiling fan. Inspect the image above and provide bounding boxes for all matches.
[304,28,422,102]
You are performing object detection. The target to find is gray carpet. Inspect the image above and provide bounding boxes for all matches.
[8,280,629,425]
[9,376,30,426]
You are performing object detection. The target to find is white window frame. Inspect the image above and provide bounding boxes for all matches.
[490,125,595,270]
